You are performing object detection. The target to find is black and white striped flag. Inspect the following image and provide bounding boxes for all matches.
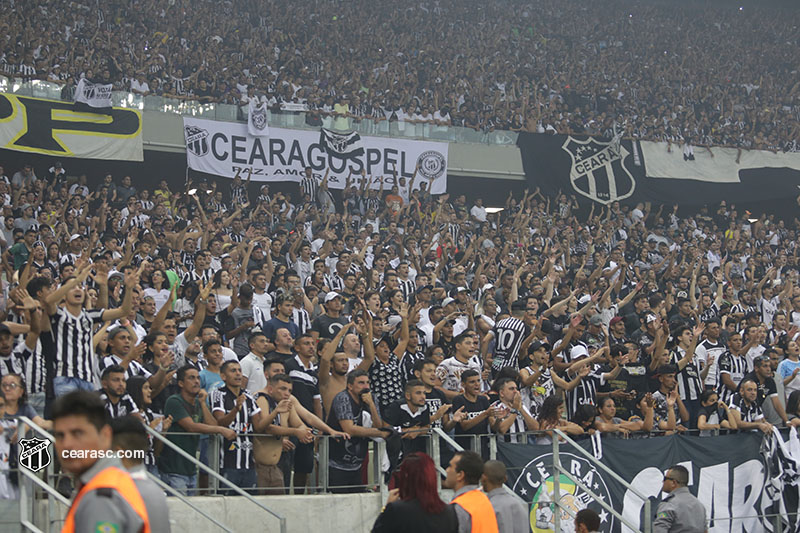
[319,128,364,159]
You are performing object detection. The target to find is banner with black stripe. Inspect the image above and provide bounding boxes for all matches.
[516,132,800,206]
[497,430,799,533]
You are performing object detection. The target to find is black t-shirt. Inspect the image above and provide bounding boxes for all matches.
[382,400,431,456]
[425,388,449,429]
[452,394,490,450]
[283,355,320,412]
[265,350,295,364]
[600,362,649,419]
[312,314,349,340]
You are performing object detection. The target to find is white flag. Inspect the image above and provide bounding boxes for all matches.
[74,78,113,109]
[247,100,269,137]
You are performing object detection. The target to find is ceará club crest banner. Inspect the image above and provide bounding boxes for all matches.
[183,116,448,193]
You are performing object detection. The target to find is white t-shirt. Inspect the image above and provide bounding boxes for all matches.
[471,205,487,223]
[252,291,273,321]
[130,79,150,94]
[240,352,268,395]
[144,288,171,313]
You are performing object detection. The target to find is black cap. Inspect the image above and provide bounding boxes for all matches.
[416,284,433,294]
[529,340,551,353]
[510,300,527,312]
[0,324,11,335]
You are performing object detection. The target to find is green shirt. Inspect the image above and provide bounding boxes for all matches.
[157,394,203,476]
[9,242,29,270]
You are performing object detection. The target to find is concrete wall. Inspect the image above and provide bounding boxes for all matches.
[169,493,384,533]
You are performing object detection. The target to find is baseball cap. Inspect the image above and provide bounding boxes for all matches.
[482,283,494,292]
[529,340,551,353]
[609,316,624,326]
[69,234,82,242]
[456,286,470,293]
[589,315,603,326]
[416,284,433,294]
[578,294,592,305]
[510,300,527,312]
[645,313,658,324]
[442,297,456,307]
[570,345,589,360]
[324,292,342,303]
[0,324,10,335]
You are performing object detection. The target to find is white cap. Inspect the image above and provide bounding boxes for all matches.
[442,297,456,307]
[324,292,342,303]
[570,345,589,360]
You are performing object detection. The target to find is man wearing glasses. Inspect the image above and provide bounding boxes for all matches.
[654,465,707,533]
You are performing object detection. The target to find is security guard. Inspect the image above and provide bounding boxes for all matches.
[53,391,150,533]
[443,450,499,533]
[654,465,707,533]
[110,416,171,532]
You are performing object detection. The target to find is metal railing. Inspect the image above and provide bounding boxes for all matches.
[551,428,652,533]
[143,425,287,533]
[17,417,71,533]
[169,430,389,496]
[17,416,236,533]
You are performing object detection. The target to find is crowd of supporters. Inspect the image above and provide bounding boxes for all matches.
[0,156,799,496]
[2,0,800,150]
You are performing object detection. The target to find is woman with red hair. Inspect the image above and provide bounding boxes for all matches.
[371,452,458,533]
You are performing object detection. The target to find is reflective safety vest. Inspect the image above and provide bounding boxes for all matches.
[62,465,151,533]
[453,489,499,533]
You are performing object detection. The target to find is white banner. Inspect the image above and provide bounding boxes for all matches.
[183,117,448,193]
[641,141,800,183]
[74,78,113,108]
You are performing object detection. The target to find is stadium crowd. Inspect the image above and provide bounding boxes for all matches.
[0,155,798,497]
[1,0,800,150]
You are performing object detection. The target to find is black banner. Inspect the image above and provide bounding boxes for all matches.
[516,132,800,206]
[497,432,797,533]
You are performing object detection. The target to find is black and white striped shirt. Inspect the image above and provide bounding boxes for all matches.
[398,278,416,303]
[728,393,764,423]
[326,273,344,292]
[491,317,528,372]
[180,251,196,271]
[490,400,532,443]
[210,386,261,470]
[50,307,105,383]
[100,354,152,381]
[100,392,140,418]
[0,343,32,380]
[670,347,703,401]
[291,307,312,335]
[300,175,318,202]
[565,365,605,421]
[717,351,748,404]
[230,184,248,206]
[181,268,213,286]
[25,342,47,395]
